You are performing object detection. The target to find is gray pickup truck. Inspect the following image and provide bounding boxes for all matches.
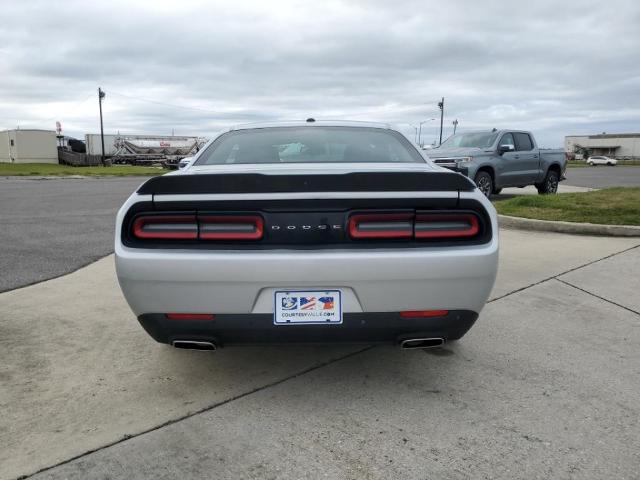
[427,129,566,197]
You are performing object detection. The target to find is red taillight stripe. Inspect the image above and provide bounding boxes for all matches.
[132,215,198,239]
[414,213,479,239]
[348,213,414,239]
[131,214,264,241]
[165,313,215,321]
[199,215,264,240]
[400,310,449,318]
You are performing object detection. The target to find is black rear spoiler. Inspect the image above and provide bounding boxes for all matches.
[137,172,475,195]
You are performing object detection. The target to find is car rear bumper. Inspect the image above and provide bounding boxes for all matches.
[138,310,479,346]
[115,241,498,317]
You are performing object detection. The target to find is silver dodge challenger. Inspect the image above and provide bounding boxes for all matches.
[115,120,498,350]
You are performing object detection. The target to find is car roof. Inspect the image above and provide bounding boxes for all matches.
[227,120,394,132]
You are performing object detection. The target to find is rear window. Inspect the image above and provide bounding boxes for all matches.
[195,126,423,165]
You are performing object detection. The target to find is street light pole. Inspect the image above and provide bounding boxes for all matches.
[409,124,418,143]
[418,118,436,147]
[438,97,445,146]
[452,118,459,135]
[98,87,106,166]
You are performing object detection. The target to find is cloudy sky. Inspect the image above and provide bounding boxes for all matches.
[1,0,639,147]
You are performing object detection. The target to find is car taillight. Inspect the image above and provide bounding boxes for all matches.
[414,213,479,239]
[132,215,198,239]
[132,214,264,241]
[199,215,264,240]
[348,212,480,240]
[348,213,414,239]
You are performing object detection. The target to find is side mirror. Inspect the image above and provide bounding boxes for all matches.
[498,144,515,155]
[178,157,193,169]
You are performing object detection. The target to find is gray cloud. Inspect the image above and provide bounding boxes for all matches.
[1,0,639,146]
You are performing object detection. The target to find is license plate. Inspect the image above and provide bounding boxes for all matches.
[274,290,342,325]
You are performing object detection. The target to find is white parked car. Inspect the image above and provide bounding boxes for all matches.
[587,156,617,166]
[115,120,499,350]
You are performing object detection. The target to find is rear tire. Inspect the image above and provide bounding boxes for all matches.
[536,169,559,194]
[492,187,503,195]
[474,171,493,198]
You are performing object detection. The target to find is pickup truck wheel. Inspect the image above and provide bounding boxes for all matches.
[537,170,559,194]
[474,171,493,197]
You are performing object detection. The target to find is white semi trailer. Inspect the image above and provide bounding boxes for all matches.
[85,134,208,168]
[85,134,118,156]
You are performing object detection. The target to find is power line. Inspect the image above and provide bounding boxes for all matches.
[1,90,96,129]
[106,90,222,115]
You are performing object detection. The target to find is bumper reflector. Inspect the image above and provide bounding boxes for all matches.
[400,310,449,318]
[165,313,216,321]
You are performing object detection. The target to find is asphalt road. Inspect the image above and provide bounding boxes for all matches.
[563,165,640,188]
[0,176,149,292]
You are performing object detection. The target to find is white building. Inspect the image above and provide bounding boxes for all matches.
[0,129,58,163]
[565,133,640,159]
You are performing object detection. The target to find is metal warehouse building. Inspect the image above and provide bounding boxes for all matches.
[0,129,58,163]
[565,133,640,159]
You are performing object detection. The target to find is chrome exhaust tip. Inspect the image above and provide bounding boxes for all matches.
[172,340,217,351]
[400,337,445,350]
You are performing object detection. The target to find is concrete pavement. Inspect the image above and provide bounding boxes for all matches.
[1,229,639,479]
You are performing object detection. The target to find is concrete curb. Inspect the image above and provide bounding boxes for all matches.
[498,215,640,237]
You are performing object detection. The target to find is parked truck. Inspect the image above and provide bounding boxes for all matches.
[427,129,566,197]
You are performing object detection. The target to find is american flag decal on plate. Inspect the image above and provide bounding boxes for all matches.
[274,290,342,325]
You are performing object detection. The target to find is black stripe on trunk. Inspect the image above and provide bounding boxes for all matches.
[137,171,475,195]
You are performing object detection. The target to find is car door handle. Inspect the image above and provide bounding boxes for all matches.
[514,155,519,159]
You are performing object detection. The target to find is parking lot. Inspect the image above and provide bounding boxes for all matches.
[1,176,639,479]
[563,165,640,189]
[0,177,146,292]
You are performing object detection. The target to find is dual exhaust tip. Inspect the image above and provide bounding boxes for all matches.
[172,337,445,351]
[399,337,445,349]
[172,340,217,351]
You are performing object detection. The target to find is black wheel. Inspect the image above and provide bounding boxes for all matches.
[474,171,493,198]
[492,187,503,195]
[536,169,559,194]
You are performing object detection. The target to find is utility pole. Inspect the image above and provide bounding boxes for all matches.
[98,87,106,166]
[452,118,458,135]
[438,97,445,146]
